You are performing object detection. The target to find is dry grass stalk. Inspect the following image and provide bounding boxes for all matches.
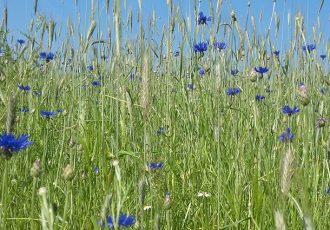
[280,146,294,196]
[6,95,17,133]
[274,209,286,230]
[48,20,55,50]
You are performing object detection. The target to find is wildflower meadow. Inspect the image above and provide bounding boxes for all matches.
[0,0,329,229]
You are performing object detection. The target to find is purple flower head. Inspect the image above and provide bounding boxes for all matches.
[320,54,326,60]
[198,67,205,76]
[273,50,280,56]
[17,39,25,45]
[106,214,135,228]
[129,72,135,81]
[226,87,240,96]
[18,84,31,91]
[0,132,32,155]
[164,192,171,203]
[39,52,47,59]
[327,186,330,194]
[320,87,328,94]
[157,127,165,135]
[91,80,101,86]
[213,42,226,51]
[298,82,308,94]
[193,42,208,53]
[278,128,294,142]
[87,65,94,71]
[40,110,57,118]
[39,52,54,61]
[255,95,265,101]
[147,161,163,169]
[33,90,42,96]
[302,44,316,52]
[254,66,269,74]
[282,105,299,116]
[94,166,100,174]
[197,12,212,25]
[186,83,196,90]
[20,107,29,112]
[231,69,239,76]
[46,52,54,61]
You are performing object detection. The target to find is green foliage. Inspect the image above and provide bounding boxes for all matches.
[0,1,329,229]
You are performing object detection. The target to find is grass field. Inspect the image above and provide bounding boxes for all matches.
[0,0,329,229]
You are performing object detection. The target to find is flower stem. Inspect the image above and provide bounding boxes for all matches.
[0,160,8,228]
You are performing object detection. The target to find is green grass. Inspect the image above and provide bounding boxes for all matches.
[0,0,329,229]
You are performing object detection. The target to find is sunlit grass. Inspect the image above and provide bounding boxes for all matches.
[0,0,329,229]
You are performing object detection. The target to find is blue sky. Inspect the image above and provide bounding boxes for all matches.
[0,0,329,53]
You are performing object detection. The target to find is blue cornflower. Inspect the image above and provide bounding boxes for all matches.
[213,42,226,51]
[18,84,31,91]
[174,51,180,57]
[91,80,101,86]
[273,50,280,56]
[157,127,165,135]
[20,107,29,112]
[46,52,54,61]
[193,42,208,53]
[278,128,294,142]
[320,54,326,60]
[106,214,135,228]
[186,83,196,90]
[94,166,100,174]
[231,69,239,76]
[198,67,205,76]
[39,52,47,59]
[0,131,32,155]
[302,44,316,52]
[320,87,327,94]
[226,87,240,96]
[40,111,57,118]
[56,109,63,113]
[129,72,135,81]
[327,186,330,194]
[33,90,42,96]
[17,39,25,45]
[164,192,171,208]
[254,66,269,74]
[87,65,94,71]
[147,161,163,169]
[197,12,211,25]
[282,105,299,116]
[255,95,265,101]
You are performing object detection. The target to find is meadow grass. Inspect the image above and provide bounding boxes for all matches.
[0,0,329,229]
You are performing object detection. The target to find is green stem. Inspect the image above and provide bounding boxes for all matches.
[62,183,71,229]
[30,177,37,229]
[0,160,8,228]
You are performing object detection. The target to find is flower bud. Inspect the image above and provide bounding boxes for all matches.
[316,117,326,128]
[298,84,310,106]
[31,159,42,178]
[164,192,172,210]
[63,164,74,181]
[249,69,257,82]
[38,187,47,196]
